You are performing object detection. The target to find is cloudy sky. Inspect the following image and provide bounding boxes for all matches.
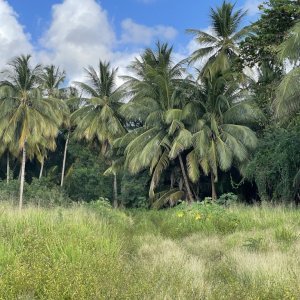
[1,0,262,83]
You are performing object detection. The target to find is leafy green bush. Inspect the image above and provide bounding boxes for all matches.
[217,193,239,206]
[120,171,149,208]
[64,142,113,202]
[245,125,300,203]
[0,179,71,207]
[0,180,20,202]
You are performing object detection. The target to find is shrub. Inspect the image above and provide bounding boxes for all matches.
[245,125,300,203]
[120,171,150,208]
[217,193,239,206]
[0,179,71,207]
[85,199,133,229]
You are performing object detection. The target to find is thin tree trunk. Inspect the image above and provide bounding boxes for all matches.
[113,173,118,208]
[211,172,217,201]
[60,131,69,187]
[39,158,44,179]
[6,151,9,184]
[178,154,194,203]
[170,172,175,189]
[19,146,26,210]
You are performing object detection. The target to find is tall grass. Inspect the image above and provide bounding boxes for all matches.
[0,201,299,299]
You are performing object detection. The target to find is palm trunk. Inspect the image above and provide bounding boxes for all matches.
[19,146,26,210]
[211,172,217,201]
[113,173,118,208]
[178,154,194,203]
[6,151,9,184]
[60,131,69,187]
[39,158,44,179]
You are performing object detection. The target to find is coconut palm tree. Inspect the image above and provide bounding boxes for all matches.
[187,1,248,75]
[117,43,194,206]
[71,61,126,207]
[38,64,67,179]
[0,55,66,209]
[275,21,300,120]
[41,65,66,97]
[185,69,261,200]
[59,86,81,187]
[275,21,300,189]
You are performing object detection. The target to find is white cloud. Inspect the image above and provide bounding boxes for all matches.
[0,0,32,69]
[121,18,177,45]
[39,0,117,82]
[243,0,263,16]
[0,0,181,86]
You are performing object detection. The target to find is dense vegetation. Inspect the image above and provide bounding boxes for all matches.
[0,1,300,298]
[0,201,299,299]
[0,0,300,208]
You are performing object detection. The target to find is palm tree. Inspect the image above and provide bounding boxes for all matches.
[185,69,261,200]
[187,1,248,75]
[275,21,300,120]
[275,21,300,189]
[0,55,66,209]
[60,87,81,187]
[71,61,126,207]
[117,43,194,206]
[41,65,66,97]
[38,65,67,179]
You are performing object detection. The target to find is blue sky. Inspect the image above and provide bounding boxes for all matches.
[1,0,262,82]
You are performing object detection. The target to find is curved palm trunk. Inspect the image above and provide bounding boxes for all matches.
[211,172,217,201]
[113,173,118,208]
[39,158,44,179]
[178,154,194,203]
[60,131,69,187]
[6,151,10,184]
[19,146,26,210]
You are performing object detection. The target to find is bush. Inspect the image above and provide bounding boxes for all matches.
[0,178,71,207]
[64,142,113,202]
[216,193,239,206]
[120,171,150,208]
[245,125,300,203]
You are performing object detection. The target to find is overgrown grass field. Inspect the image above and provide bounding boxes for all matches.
[0,201,299,299]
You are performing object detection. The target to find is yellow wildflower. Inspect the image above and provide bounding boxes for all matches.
[195,213,201,220]
[177,212,184,218]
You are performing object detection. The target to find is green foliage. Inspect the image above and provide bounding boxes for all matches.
[120,171,149,208]
[64,142,112,202]
[132,201,240,239]
[216,192,238,206]
[240,1,300,122]
[241,0,300,68]
[85,199,132,227]
[26,178,71,207]
[71,61,125,152]
[0,179,70,207]
[187,1,248,74]
[245,126,300,202]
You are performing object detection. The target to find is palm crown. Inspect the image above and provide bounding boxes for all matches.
[187,1,248,74]
[71,61,126,154]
